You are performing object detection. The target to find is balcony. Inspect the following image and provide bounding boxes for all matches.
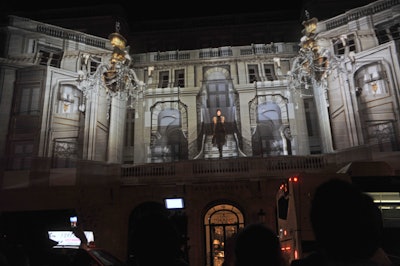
[2,144,399,189]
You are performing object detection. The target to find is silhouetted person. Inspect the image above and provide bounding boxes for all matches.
[291,178,393,266]
[131,213,188,266]
[234,223,287,266]
[212,109,226,158]
[222,233,236,266]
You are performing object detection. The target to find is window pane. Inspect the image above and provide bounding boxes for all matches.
[20,88,30,114]
[30,88,40,113]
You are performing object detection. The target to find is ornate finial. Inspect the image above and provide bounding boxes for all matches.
[115,21,120,33]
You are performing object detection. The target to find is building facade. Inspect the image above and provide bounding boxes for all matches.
[0,0,400,265]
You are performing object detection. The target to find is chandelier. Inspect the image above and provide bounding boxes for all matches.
[77,22,144,108]
[287,11,343,91]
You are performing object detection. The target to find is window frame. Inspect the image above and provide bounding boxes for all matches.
[263,64,276,81]
[174,69,185,88]
[247,64,259,83]
[36,44,63,68]
[159,71,170,88]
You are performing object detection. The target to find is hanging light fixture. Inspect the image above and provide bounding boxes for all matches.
[287,11,343,92]
[77,21,144,107]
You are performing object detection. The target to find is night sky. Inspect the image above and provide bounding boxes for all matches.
[2,1,304,22]
[2,0,378,22]
[0,0,378,51]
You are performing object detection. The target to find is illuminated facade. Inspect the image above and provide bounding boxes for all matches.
[0,1,399,265]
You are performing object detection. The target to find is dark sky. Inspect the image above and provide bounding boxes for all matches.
[3,0,379,19]
[1,0,378,50]
[1,0,309,37]
[3,1,303,20]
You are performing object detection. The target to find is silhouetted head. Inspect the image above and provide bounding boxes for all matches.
[234,223,283,266]
[310,178,383,262]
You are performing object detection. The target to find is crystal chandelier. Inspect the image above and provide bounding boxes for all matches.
[287,11,343,92]
[77,22,144,107]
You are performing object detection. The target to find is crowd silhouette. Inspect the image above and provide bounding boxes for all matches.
[291,178,396,266]
[233,223,287,266]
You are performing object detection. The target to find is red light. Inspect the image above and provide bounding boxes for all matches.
[292,176,299,182]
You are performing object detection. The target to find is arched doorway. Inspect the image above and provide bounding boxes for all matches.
[127,201,189,265]
[204,204,244,266]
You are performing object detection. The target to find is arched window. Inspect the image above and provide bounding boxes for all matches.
[204,204,244,266]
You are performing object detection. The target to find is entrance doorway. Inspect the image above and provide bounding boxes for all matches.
[204,204,244,266]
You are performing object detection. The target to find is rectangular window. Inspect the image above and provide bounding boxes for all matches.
[263,64,276,81]
[376,23,400,44]
[159,71,169,88]
[90,56,101,74]
[390,23,400,40]
[39,51,51,65]
[207,82,229,108]
[376,29,390,44]
[19,87,40,115]
[248,64,259,83]
[333,35,356,56]
[174,69,185,88]
[9,141,33,170]
[80,55,101,74]
[348,38,356,52]
[36,44,63,68]
[334,41,345,55]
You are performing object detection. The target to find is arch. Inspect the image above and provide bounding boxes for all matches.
[203,203,244,266]
[126,201,170,263]
[150,102,189,161]
[249,94,290,156]
[197,66,241,158]
[203,67,231,81]
[253,102,283,156]
[201,66,235,121]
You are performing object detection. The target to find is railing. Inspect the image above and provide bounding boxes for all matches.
[3,148,399,189]
[240,43,277,55]
[132,42,298,66]
[120,155,329,184]
[154,51,191,61]
[9,15,109,49]
[199,47,233,58]
[233,133,248,157]
[323,0,400,30]
[193,134,206,159]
